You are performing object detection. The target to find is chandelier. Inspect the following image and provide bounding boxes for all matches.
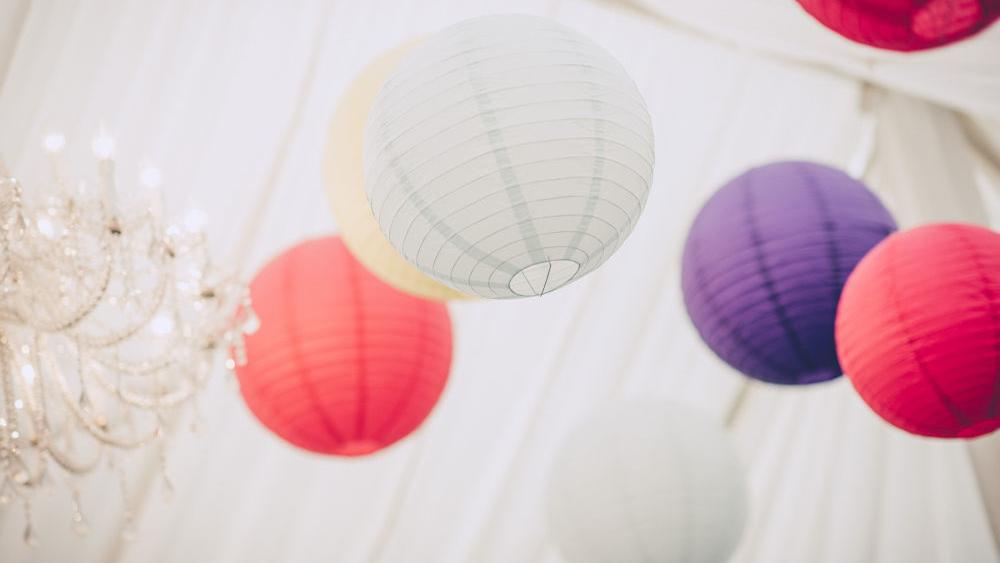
[0,133,255,544]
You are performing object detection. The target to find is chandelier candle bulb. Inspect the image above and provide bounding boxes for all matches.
[147,184,165,225]
[97,160,117,213]
[43,133,68,193]
[92,132,118,212]
[139,164,166,224]
[43,133,66,154]
[91,131,115,160]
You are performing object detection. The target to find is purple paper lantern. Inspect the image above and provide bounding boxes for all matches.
[681,161,896,385]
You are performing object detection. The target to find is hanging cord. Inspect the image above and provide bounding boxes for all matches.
[847,84,881,181]
[960,117,1000,192]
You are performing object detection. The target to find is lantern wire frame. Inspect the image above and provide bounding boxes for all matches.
[0,136,256,545]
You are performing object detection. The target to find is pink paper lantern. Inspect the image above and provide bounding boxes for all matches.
[236,236,453,455]
[797,0,999,51]
[836,224,1000,438]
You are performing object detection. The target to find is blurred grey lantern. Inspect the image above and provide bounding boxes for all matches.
[364,14,654,298]
[545,401,748,563]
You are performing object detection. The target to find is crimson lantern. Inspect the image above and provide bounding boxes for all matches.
[836,224,1000,438]
[796,0,1000,51]
[236,236,453,455]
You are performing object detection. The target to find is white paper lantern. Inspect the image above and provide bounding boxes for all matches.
[545,401,748,563]
[364,15,655,298]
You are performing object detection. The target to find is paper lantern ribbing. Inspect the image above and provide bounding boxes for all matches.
[324,40,473,301]
[236,237,452,456]
[836,224,1000,439]
[796,0,999,51]
[545,401,747,563]
[682,161,897,385]
[364,15,655,298]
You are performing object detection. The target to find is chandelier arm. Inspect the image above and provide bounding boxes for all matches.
[90,367,199,409]
[69,258,171,348]
[45,349,160,450]
[8,236,115,333]
[44,442,103,475]
[16,337,104,476]
[28,333,50,444]
[89,351,180,377]
[0,338,48,489]
[7,451,46,488]
[1,333,19,450]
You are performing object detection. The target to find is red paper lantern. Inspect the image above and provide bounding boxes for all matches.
[836,224,1000,438]
[236,236,453,456]
[796,0,1000,51]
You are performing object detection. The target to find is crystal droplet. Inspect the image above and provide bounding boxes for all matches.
[242,310,260,334]
[23,500,37,547]
[234,342,247,365]
[78,388,92,410]
[13,213,26,240]
[161,475,174,502]
[158,442,174,502]
[71,491,89,535]
[73,517,90,536]
[23,523,37,547]
[121,513,137,542]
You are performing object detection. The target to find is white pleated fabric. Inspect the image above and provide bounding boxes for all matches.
[0,1,998,562]
[546,401,747,563]
[364,15,654,298]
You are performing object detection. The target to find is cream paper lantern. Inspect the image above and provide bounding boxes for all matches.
[545,401,748,563]
[324,40,473,301]
[364,15,655,298]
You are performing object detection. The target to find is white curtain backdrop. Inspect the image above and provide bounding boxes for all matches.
[0,1,998,562]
